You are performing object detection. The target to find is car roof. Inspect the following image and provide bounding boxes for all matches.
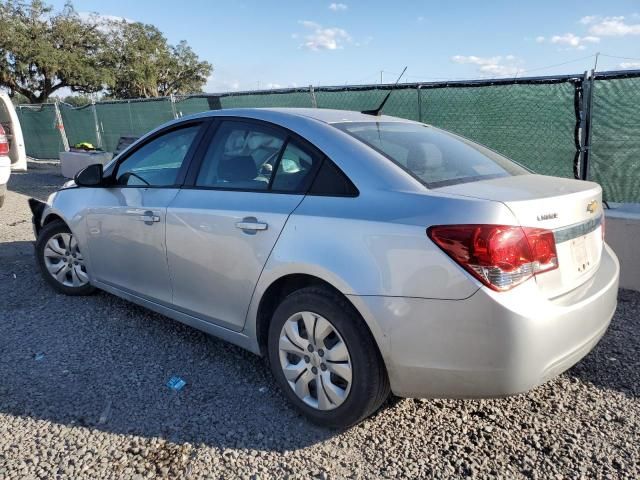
[191,107,416,125]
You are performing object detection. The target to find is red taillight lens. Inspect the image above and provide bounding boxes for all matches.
[427,224,559,291]
[0,125,8,155]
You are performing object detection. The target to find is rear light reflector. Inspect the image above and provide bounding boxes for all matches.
[0,125,8,155]
[427,224,559,291]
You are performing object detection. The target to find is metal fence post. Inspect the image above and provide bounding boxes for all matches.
[127,100,134,133]
[53,100,70,152]
[574,72,587,179]
[309,85,318,108]
[169,94,178,119]
[91,100,103,149]
[417,85,423,123]
[581,70,596,181]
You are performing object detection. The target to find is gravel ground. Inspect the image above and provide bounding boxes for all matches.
[0,161,639,479]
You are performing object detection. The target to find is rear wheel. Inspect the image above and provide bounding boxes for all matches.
[267,286,389,428]
[35,220,95,296]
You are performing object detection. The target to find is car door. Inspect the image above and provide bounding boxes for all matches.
[84,121,206,303]
[165,118,322,330]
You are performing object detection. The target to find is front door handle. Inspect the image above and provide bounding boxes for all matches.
[235,217,268,233]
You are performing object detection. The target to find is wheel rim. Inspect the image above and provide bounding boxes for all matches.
[43,233,89,288]
[278,311,352,411]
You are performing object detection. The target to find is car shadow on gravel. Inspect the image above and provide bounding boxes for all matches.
[566,289,639,399]
[0,249,338,452]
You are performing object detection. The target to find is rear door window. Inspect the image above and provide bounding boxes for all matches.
[195,121,285,190]
[271,141,319,193]
[335,122,528,188]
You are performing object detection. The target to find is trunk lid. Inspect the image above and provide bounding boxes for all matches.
[436,174,604,297]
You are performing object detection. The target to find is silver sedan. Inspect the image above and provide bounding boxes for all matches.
[30,108,619,428]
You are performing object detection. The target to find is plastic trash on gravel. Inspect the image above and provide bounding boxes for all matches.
[167,376,187,391]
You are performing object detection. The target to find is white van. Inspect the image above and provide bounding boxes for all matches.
[0,92,27,207]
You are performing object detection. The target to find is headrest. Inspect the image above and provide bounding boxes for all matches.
[218,155,258,182]
[406,143,443,175]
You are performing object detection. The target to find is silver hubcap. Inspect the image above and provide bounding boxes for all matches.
[278,311,352,411]
[43,233,89,288]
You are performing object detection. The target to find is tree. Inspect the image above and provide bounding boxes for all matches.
[105,22,212,98]
[0,1,110,103]
[9,91,29,105]
[62,94,92,107]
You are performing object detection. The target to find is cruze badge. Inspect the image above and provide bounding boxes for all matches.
[537,213,558,221]
[586,200,598,214]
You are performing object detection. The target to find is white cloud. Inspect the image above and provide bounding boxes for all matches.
[451,55,524,76]
[298,20,351,51]
[550,32,600,49]
[620,61,640,69]
[579,15,598,25]
[535,36,545,43]
[78,12,133,25]
[354,35,373,47]
[78,12,134,32]
[328,3,348,11]
[589,16,640,36]
[206,76,241,93]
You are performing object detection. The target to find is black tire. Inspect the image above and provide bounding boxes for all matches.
[267,286,390,428]
[35,220,96,296]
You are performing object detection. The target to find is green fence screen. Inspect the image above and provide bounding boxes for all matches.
[13,70,640,203]
[15,104,64,159]
[589,75,640,203]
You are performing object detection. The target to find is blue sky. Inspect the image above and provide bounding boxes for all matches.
[50,0,640,92]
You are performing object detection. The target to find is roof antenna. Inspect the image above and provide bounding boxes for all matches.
[361,66,407,116]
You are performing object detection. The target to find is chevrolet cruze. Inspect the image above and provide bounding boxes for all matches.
[30,108,619,428]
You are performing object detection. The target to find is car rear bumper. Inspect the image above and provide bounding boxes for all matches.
[350,244,619,398]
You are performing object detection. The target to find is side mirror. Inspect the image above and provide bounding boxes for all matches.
[74,163,104,187]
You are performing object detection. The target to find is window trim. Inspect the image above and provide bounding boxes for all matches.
[182,116,328,195]
[306,156,360,198]
[104,119,211,189]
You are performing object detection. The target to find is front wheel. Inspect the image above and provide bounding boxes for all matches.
[35,220,95,296]
[268,286,390,428]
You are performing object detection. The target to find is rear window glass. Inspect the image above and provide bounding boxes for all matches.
[335,122,528,188]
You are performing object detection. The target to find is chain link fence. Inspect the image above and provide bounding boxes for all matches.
[13,69,640,203]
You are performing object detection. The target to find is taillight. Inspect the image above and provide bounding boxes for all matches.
[0,125,8,155]
[427,224,558,291]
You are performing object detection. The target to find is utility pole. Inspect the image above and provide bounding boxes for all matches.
[380,70,384,84]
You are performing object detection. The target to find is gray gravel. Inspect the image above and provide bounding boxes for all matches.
[0,161,639,479]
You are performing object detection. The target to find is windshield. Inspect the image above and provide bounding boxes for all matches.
[335,122,528,188]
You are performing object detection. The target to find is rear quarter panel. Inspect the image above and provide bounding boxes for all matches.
[244,189,520,351]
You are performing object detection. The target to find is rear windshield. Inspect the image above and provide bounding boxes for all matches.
[335,122,528,188]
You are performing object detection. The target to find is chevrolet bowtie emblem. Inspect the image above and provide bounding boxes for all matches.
[586,200,598,214]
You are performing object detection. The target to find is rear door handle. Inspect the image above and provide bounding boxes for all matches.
[126,209,160,224]
[235,217,268,233]
[140,213,161,223]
